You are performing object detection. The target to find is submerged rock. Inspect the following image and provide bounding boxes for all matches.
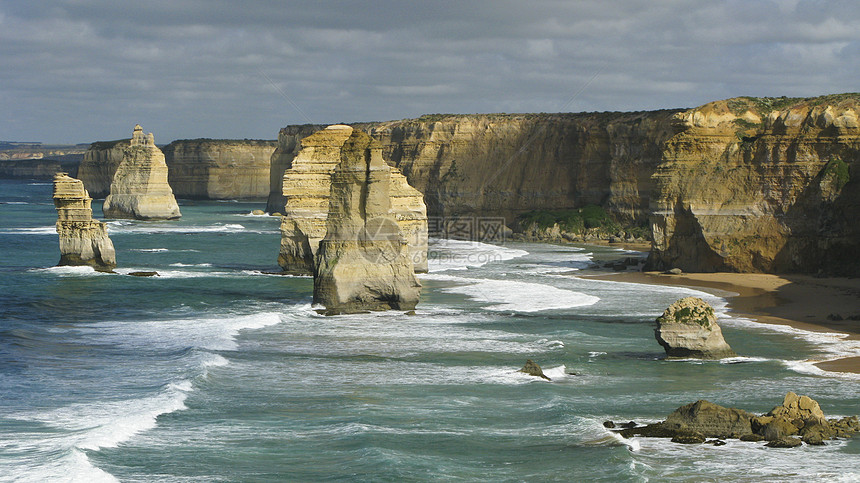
[519,359,551,380]
[312,130,421,314]
[103,125,181,220]
[52,173,116,271]
[655,297,736,359]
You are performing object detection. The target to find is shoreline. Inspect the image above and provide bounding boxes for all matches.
[581,270,860,374]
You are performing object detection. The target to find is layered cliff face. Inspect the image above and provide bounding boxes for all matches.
[79,139,128,198]
[103,125,181,220]
[648,95,860,275]
[313,130,421,314]
[266,124,325,214]
[53,173,116,270]
[271,94,859,276]
[163,139,277,199]
[278,125,428,274]
[270,113,680,228]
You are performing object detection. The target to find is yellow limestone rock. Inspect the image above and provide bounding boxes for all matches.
[278,125,354,274]
[313,130,421,314]
[278,125,428,274]
[103,125,181,220]
[53,173,116,271]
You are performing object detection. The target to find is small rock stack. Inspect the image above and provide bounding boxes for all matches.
[53,173,116,271]
[103,124,181,220]
[655,297,736,359]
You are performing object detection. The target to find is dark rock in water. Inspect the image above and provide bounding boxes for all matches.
[128,271,159,277]
[758,417,800,441]
[405,310,416,316]
[706,439,727,446]
[619,422,678,439]
[603,421,616,429]
[765,437,802,448]
[739,433,765,442]
[620,421,637,429]
[662,400,753,438]
[671,431,705,444]
[802,433,826,445]
[827,313,844,321]
[519,359,550,380]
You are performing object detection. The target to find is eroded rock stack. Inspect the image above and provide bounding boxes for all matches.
[103,125,181,220]
[312,130,421,314]
[655,297,736,359]
[53,173,116,271]
[278,125,428,274]
[278,125,354,274]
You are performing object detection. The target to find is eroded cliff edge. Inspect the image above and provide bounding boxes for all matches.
[270,94,860,276]
[649,95,860,275]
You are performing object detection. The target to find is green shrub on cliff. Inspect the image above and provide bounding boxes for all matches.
[824,157,850,189]
[518,205,620,234]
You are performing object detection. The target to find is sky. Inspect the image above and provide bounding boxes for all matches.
[2,0,859,144]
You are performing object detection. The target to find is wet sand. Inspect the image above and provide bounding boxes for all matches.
[584,271,860,374]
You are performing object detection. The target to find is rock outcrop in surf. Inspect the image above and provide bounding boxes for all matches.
[312,129,421,315]
[617,392,859,447]
[655,297,735,359]
[103,125,181,220]
[52,173,116,271]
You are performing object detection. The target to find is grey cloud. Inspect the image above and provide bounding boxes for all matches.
[1,0,859,143]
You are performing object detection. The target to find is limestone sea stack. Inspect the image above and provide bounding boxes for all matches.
[52,173,116,271]
[103,125,181,220]
[655,297,736,359]
[312,130,421,314]
[279,125,354,274]
[278,125,428,274]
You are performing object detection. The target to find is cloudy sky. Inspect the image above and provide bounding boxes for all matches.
[2,0,858,144]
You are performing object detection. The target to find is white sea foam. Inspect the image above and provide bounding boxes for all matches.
[169,262,213,267]
[427,238,528,272]
[105,222,276,235]
[27,182,51,186]
[3,201,29,204]
[28,265,111,277]
[83,311,285,352]
[1,226,56,235]
[433,275,599,312]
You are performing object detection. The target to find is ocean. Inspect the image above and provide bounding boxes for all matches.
[1,178,859,482]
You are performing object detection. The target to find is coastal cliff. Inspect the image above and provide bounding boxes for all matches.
[270,94,860,275]
[648,95,860,275]
[163,139,277,199]
[78,139,128,198]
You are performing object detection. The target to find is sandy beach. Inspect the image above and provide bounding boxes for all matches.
[585,270,860,374]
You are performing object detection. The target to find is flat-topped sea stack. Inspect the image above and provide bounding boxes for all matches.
[655,297,736,359]
[278,125,428,274]
[313,130,421,314]
[103,125,181,220]
[52,173,116,271]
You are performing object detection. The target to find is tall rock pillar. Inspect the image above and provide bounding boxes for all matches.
[313,130,421,314]
[53,173,117,271]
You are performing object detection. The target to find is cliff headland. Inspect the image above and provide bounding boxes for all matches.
[268,93,860,277]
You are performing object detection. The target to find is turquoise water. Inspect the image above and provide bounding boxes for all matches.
[1,179,859,482]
